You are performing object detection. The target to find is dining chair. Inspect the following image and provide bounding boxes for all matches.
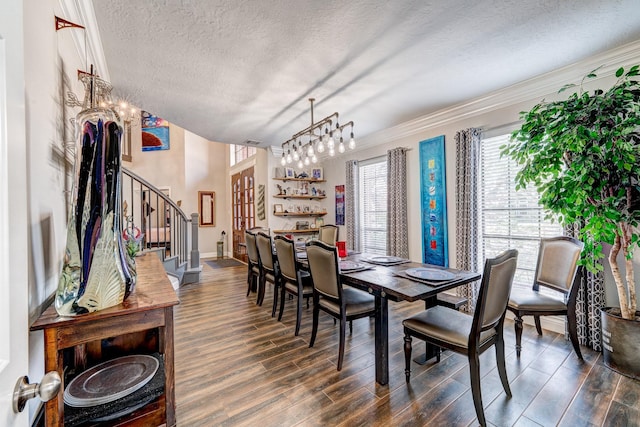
[507,236,584,359]
[318,224,339,245]
[403,249,518,427]
[255,231,280,316]
[274,235,314,335]
[244,230,261,300]
[306,240,376,371]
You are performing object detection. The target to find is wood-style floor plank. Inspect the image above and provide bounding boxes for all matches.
[173,262,638,426]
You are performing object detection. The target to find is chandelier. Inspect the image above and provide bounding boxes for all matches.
[280,98,355,168]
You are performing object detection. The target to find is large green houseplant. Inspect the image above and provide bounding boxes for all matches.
[503,66,640,376]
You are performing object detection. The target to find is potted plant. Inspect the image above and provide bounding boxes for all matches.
[503,65,640,378]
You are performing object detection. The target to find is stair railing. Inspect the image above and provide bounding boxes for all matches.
[121,167,198,267]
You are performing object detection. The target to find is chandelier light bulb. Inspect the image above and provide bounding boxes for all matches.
[349,132,356,149]
[338,138,346,153]
[328,133,335,149]
[317,139,325,153]
[297,159,304,169]
[307,145,314,157]
[293,149,299,161]
[281,154,286,166]
[286,150,292,163]
[311,154,318,163]
[329,146,335,156]
[304,156,310,166]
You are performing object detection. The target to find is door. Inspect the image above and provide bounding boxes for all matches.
[231,167,255,262]
[0,4,30,424]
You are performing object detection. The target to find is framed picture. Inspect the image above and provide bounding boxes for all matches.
[311,167,323,180]
[285,167,295,178]
[198,191,215,227]
[141,110,170,151]
[335,185,345,225]
[419,135,448,267]
[315,217,324,228]
[274,204,283,213]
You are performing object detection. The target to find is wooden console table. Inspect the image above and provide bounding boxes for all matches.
[31,253,179,426]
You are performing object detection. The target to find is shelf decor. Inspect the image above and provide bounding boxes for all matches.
[419,135,449,267]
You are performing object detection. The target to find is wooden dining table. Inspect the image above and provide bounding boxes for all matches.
[338,253,481,386]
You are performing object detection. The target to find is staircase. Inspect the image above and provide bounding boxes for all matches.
[122,167,201,286]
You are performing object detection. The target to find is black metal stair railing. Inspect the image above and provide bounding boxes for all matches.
[121,167,193,265]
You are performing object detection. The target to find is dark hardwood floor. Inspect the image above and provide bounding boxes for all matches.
[173,262,640,427]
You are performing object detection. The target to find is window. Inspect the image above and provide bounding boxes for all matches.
[480,133,562,295]
[358,157,387,254]
[230,144,256,166]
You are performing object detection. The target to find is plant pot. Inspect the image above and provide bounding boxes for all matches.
[601,307,640,380]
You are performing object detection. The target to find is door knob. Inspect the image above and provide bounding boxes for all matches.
[13,371,61,413]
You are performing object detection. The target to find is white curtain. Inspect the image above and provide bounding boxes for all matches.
[455,128,481,313]
[345,160,359,251]
[386,147,409,258]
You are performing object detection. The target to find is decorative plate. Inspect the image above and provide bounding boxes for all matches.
[368,256,405,263]
[339,261,365,272]
[405,267,455,281]
[64,355,159,407]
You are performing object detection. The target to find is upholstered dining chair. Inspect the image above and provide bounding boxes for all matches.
[507,236,584,359]
[318,224,339,245]
[403,249,518,427]
[306,240,376,371]
[244,230,261,300]
[274,235,314,336]
[255,231,280,317]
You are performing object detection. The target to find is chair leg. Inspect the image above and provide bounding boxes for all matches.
[337,315,346,371]
[277,284,286,321]
[309,298,319,348]
[514,314,524,358]
[496,333,512,397]
[271,282,279,317]
[257,275,266,306]
[567,312,583,360]
[349,320,353,334]
[534,315,543,335]
[246,270,252,297]
[295,292,303,336]
[403,331,412,382]
[469,352,486,427]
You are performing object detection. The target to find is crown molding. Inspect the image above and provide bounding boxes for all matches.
[358,39,640,149]
[59,0,110,81]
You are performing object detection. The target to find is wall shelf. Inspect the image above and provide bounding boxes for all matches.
[273,177,325,183]
[273,228,320,234]
[274,212,327,217]
[273,195,326,200]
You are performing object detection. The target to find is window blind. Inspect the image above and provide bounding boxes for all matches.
[480,133,563,294]
[358,157,387,255]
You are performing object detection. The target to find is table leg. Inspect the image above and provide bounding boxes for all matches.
[374,296,389,385]
[414,296,440,365]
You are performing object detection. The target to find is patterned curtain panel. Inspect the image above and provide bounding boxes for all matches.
[387,147,409,258]
[564,223,605,351]
[345,160,359,251]
[455,128,481,313]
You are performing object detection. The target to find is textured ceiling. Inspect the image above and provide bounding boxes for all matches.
[91,0,640,149]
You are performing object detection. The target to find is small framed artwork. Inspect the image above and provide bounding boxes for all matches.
[315,217,324,228]
[198,191,215,227]
[274,204,284,213]
[311,167,323,180]
[285,167,295,178]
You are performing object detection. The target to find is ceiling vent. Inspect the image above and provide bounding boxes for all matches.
[242,139,262,146]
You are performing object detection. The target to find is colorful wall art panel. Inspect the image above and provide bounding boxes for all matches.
[335,185,345,225]
[419,135,448,267]
[141,111,170,151]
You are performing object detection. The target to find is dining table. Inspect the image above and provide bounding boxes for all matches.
[338,253,481,386]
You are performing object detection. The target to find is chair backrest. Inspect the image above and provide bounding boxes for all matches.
[306,240,341,300]
[245,230,259,265]
[473,249,519,334]
[534,236,583,294]
[274,235,296,282]
[318,225,339,245]
[256,231,275,271]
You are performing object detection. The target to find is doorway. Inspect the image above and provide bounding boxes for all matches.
[231,166,255,262]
